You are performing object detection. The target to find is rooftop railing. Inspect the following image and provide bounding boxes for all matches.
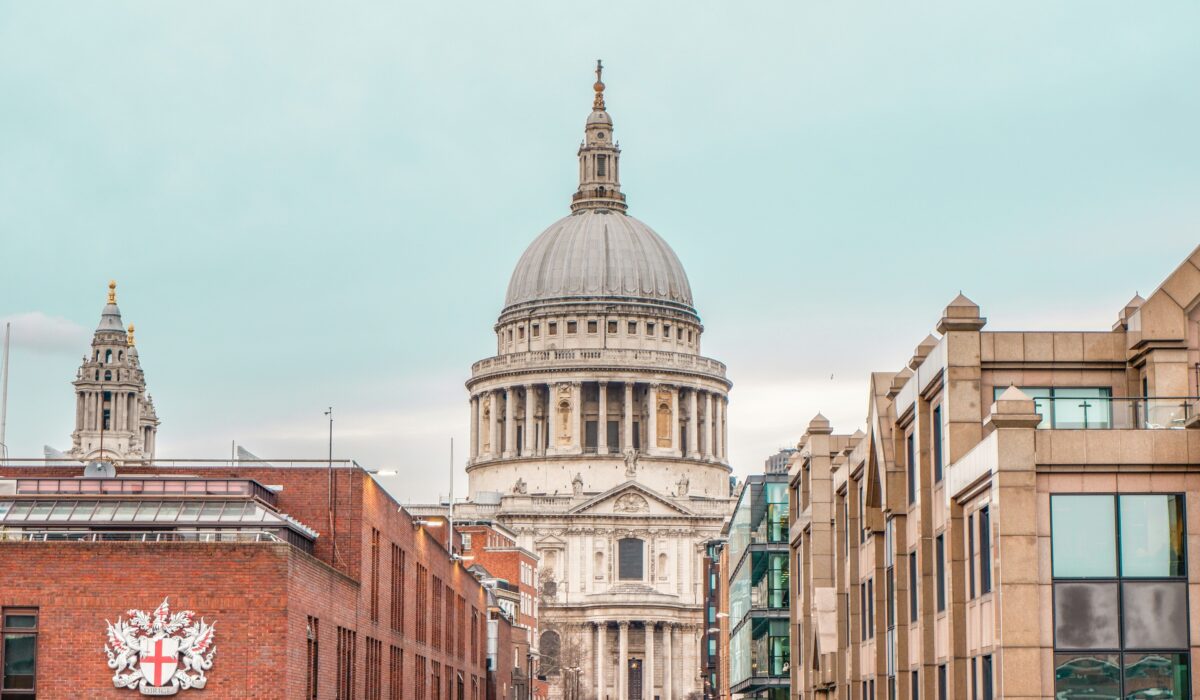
[1029,397,1200,430]
[471,348,727,378]
[0,528,314,554]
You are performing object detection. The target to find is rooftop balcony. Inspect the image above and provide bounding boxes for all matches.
[1024,396,1200,430]
[470,348,727,381]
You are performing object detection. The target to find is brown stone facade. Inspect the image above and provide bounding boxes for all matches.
[787,245,1200,700]
[0,464,505,699]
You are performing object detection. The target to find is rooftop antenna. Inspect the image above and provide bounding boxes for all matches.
[0,322,9,461]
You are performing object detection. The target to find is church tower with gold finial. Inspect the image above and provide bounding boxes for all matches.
[66,281,160,462]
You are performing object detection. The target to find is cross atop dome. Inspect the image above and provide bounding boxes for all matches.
[573,60,627,213]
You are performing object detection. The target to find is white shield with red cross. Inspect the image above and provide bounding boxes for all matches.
[139,636,180,688]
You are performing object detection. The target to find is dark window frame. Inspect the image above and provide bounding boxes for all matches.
[1,608,38,697]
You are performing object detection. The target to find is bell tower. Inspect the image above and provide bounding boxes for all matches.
[68,281,159,462]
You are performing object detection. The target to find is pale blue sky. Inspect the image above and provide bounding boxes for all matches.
[1,2,1198,501]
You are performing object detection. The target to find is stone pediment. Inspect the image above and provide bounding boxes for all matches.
[568,481,693,517]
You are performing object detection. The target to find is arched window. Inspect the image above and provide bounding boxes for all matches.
[618,538,644,580]
[538,630,560,675]
[105,349,112,364]
[104,370,112,381]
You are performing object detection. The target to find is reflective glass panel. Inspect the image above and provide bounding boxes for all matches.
[1123,653,1188,699]
[1053,388,1112,429]
[1053,653,1120,699]
[68,501,96,521]
[0,502,11,519]
[133,502,160,521]
[199,502,224,519]
[1120,495,1186,578]
[1122,582,1188,650]
[6,502,30,521]
[91,502,117,520]
[2,633,36,690]
[113,502,138,521]
[1054,582,1120,649]
[179,502,202,519]
[28,502,53,520]
[220,502,246,522]
[155,502,182,521]
[49,501,75,520]
[1051,495,1117,577]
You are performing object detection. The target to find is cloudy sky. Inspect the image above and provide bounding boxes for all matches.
[1,2,1198,502]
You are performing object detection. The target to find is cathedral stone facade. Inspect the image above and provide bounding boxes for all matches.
[64,281,159,462]
[451,64,735,700]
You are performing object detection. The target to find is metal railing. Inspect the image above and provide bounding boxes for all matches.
[11,477,279,506]
[1030,396,1200,430]
[0,529,287,544]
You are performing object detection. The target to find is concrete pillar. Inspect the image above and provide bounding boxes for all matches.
[618,621,629,700]
[623,382,634,452]
[523,385,536,457]
[645,623,655,700]
[596,622,606,700]
[597,381,609,454]
[703,393,714,460]
[503,387,516,458]
[669,386,680,455]
[469,395,479,460]
[547,383,558,456]
[570,382,582,452]
[687,389,699,458]
[663,623,674,700]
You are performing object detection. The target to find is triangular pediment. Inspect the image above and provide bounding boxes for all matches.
[568,481,694,516]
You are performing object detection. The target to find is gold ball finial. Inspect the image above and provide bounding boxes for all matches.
[593,59,606,110]
[107,280,117,304]
[127,323,136,347]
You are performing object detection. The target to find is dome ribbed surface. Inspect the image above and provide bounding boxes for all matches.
[503,210,694,311]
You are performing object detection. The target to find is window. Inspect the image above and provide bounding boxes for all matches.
[618,538,644,580]
[978,506,992,594]
[991,386,1113,429]
[506,330,512,342]
[646,322,655,335]
[587,320,598,334]
[461,533,472,550]
[389,646,403,700]
[416,564,428,643]
[911,670,919,700]
[597,154,607,176]
[567,321,577,334]
[663,324,670,338]
[937,664,947,700]
[532,323,540,338]
[431,577,443,650]
[860,583,869,641]
[306,616,319,700]
[370,528,381,622]
[908,552,918,622]
[1,609,36,697]
[627,321,637,334]
[607,320,617,334]
[1051,494,1190,697]
[906,433,916,505]
[932,404,943,482]
[336,626,357,700]
[935,534,945,612]
[366,637,382,700]
[970,657,977,700]
[431,661,441,700]
[886,566,895,628]
[391,545,405,634]
[981,655,992,700]
[968,513,976,599]
[548,322,557,336]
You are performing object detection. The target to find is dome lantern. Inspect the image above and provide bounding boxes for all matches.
[571,59,627,214]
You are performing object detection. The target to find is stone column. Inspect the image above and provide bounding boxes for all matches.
[715,395,725,462]
[546,383,558,456]
[523,385,536,457]
[703,393,714,460]
[618,621,629,700]
[597,381,609,454]
[663,623,674,700]
[596,622,606,700]
[469,395,480,459]
[503,387,516,458]
[488,391,500,458]
[687,389,699,458]
[570,381,582,452]
[645,623,655,700]
[647,384,658,455]
[623,382,634,452]
[669,386,680,456]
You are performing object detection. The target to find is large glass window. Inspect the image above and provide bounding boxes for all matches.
[935,535,945,612]
[764,482,789,544]
[1051,495,1117,577]
[932,404,943,483]
[1051,494,1190,697]
[1,609,37,697]
[992,386,1112,429]
[978,506,992,594]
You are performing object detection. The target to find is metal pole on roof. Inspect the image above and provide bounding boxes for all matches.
[0,322,9,461]
[449,437,455,557]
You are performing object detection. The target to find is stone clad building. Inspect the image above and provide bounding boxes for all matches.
[439,64,737,700]
[787,245,1200,700]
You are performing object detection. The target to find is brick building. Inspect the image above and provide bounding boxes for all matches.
[0,460,508,699]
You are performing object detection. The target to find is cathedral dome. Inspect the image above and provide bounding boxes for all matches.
[502,209,694,313]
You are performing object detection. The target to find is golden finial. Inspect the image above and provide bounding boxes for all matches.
[127,323,135,347]
[107,280,117,304]
[593,59,605,111]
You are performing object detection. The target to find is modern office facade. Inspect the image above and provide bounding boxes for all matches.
[728,473,791,699]
[788,244,1200,700]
